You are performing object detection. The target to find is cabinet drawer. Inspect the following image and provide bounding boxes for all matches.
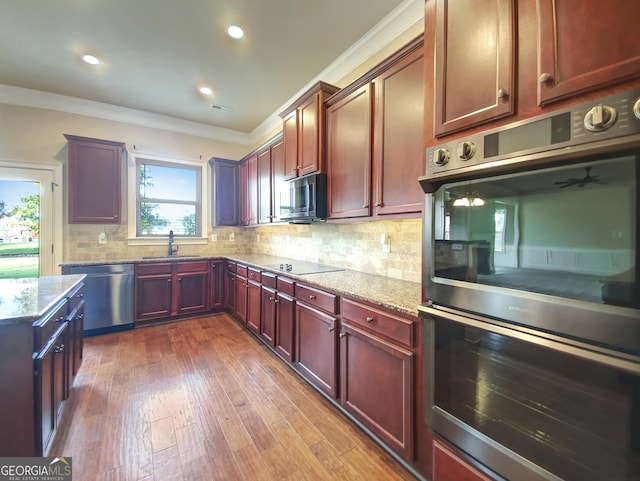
[176,260,208,273]
[226,261,237,273]
[67,283,85,312]
[277,276,295,296]
[261,271,277,289]
[33,300,68,353]
[248,267,261,282]
[341,298,414,348]
[137,263,172,275]
[296,284,338,314]
[237,264,248,277]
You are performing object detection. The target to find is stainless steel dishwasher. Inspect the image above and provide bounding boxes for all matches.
[62,263,135,335]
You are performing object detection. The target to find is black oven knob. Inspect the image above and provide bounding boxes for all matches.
[456,141,476,161]
[433,148,450,166]
[584,104,617,132]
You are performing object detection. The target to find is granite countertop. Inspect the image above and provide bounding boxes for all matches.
[0,274,86,325]
[61,254,422,317]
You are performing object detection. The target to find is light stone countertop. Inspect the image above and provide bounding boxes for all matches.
[0,274,86,325]
[61,254,423,317]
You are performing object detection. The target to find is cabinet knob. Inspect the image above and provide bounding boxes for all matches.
[54,344,65,354]
[168,278,172,282]
[374,202,383,207]
[365,316,374,323]
[212,263,217,268]
[274,299,279,304]
[497,88,508,99]
[328,326,335,332]
[339,332,346,338]
[56,316,65,322]
[309,295,316,300]
[269,296,275,301]
[539,72,553,83]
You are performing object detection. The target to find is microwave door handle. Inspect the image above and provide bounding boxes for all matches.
[419,305,640,376]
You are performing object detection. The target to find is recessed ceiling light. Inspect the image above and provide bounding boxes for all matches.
[198,86,213,96]
[226,25,245,39]
[81,54,101,66]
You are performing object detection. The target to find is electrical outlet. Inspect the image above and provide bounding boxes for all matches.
[98,232,107,244]
[229,232,235,241]
[211,233,217,242]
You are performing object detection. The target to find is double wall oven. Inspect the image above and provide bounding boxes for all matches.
[419,88,640,481]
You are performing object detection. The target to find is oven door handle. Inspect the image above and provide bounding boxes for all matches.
[419,304,640,376]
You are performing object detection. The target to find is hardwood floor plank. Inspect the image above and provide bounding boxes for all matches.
[50,314,417,481]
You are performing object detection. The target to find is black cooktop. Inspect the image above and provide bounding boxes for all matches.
[267,261,344,275]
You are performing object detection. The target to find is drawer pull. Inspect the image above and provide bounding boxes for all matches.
[365,316,375,323]
[309,295,316,300]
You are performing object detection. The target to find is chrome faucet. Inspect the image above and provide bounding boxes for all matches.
[168,230,178,256]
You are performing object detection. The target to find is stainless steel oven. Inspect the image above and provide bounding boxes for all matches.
[419,88,640,481]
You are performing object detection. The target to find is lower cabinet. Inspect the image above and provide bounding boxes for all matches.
[235,269,248,323]
[432,438,496,481]
[247,278,261,334]
[35,321,68,456]
[224,261,236,312]
[295,299,339,399]
[275,277,296,362]
[209,259,224,310]
[135,260,209,322]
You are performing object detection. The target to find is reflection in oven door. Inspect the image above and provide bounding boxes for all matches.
[425,310,640,481]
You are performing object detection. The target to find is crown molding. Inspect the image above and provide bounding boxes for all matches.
[250,0,423,141]
[0,0,423,148]
[0,84,253,146]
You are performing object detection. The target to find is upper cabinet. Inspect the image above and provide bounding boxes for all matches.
[426,0,640,140]
[433,0,515,137]
[536,0,640,106]
[279,81,340,180]
[210,158,240,227]
[326,36,425,220]
[64,134,125,224]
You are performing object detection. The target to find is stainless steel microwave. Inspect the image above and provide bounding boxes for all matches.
[279,173,327,223]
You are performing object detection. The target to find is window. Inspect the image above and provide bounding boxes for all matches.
[128,152,207,242]
[494,206,507,252]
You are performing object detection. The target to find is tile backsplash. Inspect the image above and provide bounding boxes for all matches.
[65,218,422,283]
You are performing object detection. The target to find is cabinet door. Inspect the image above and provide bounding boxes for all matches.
[135,274,173,321]
[433,438,495,481]
[283,110,299,179]
[327,84,372,219]
[275,292,295,362]
[246,154,258,225]
[298,94,320,176]
[257,147,273,224]
[211,158,239,226]
[209,260,224,310]
[235,276,248,323]
[246,279,261,334]
[224,269,236,312]
[176,271,209,315]
[433,0,515,136]
[68,300,84,384]
[260,286,277,346]
[537,0,640,105]
[340,322,414,460]
[373,48,424,216]
[65,135,125,224]
[270,137,285,222]
[295,302,338,398]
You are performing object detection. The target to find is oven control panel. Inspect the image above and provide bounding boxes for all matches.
[425,88,640,180]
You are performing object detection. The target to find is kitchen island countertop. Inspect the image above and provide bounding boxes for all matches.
[0,274,86,325]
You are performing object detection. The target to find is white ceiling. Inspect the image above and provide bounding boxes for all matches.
[0,0,422,144]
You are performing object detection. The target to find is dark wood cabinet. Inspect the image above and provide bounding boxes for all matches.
[246,154,258,225]
[432,438,496,481]
[327,84,373,219]
[246,272,262,334]
[295,283,339,399]
[340,298,415,460]
[210,158,240,226]
[372,45,425,216]
[433,0,515,136]
[275,277,296,362]
[64,134,125,224]
[270,137,285,223]
[66,283,85,385]
[536,0,640,106]
[279,81,340,178]
[260,285,277,345]
[235,267,248,324]
[224,261,236,312]
[135,261,209,322]
[209,260,224,310]
[326,36,425,220]
[257,147,273,224]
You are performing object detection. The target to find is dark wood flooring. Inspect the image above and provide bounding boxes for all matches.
[51,313,418,481]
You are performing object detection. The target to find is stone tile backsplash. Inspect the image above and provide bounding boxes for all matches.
[65,218,422,283]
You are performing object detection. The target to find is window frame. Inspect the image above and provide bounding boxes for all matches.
[127,151,208,245]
